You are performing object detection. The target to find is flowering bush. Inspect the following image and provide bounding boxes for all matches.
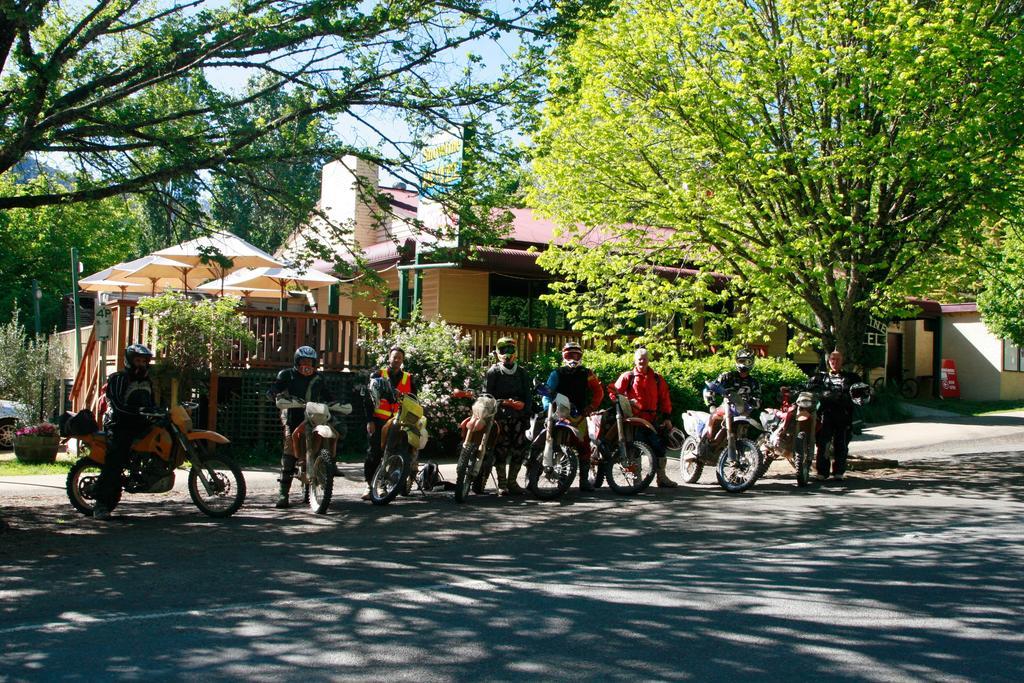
[359,314,486,457]
[16,422,58,437]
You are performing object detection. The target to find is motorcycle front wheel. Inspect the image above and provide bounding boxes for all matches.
[370,450,408,505]
[66,457,120,516]
[678,436,703,484]
[607,441,656,494]
[307,449,334,514]
[527,440,578,500]
[715,438,762,493]
[794,432,813,487]
[454,444,478,503]
[188,450,246,518]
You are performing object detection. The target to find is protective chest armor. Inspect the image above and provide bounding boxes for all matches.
[556,367,589,409]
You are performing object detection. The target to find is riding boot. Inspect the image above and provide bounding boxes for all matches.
[277,453,296,509]
[656,457,679,488]
[506,458,526,495]
[275,475,292,509]
[578,456,595,491]
[496,462,509,496]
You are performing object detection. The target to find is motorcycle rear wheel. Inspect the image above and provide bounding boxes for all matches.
[795,433,813,487]
[585,446,605,489]
[454,444,477,503]
[370,451,408,505]
[66,457,120,516]
[606,441,656,495]
[188,451,246,518]
[678,436,703,484]
[527,441,578,500]
[715,438,761,493]
[307,450,334,514]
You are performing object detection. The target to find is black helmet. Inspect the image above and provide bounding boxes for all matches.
[294,346,318,368]
[735,348,755,373]
[417,461,440,491]
[124,343,153,377]
[369,376,393,404]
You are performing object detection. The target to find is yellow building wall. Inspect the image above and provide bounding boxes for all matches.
[1000,372,1024,400]
[437,269,489,324]
[941,312,1001,401]
[765,324,789,357]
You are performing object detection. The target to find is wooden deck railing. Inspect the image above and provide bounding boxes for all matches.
[68,300,591,411]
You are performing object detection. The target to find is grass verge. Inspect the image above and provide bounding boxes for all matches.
[904,398,1024,417]
[0,458,75,476]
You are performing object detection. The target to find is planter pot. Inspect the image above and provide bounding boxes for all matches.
[13,435,60,464]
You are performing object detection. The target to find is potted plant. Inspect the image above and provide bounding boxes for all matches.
[13,422,61,464]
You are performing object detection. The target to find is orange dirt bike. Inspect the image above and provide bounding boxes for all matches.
[62,403,246,518]
[451,390,526,503]
[275,396,353,514]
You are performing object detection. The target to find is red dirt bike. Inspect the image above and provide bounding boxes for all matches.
[585,394,657,494]
[758,382,872,486]
[757,386,818,486]
[275,396,353,513]
[451,390,525,503]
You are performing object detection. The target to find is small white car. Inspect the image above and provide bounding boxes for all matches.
[0,400,29,450]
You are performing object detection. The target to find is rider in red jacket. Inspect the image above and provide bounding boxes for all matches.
[608,347,678,487]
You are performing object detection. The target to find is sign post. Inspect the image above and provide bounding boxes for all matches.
[94,305,113,391]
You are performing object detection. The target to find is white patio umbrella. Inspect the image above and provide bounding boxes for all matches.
[220,266,339,310]
[196,278,279,302]
[79,268,153,297]
[112,255,216,294]
[154,231,282,294]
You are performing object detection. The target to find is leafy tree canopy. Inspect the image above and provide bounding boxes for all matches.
[0,173,139,330]
[530,0,1024,365]
[979,220,1024,346]
[0,0,567,227]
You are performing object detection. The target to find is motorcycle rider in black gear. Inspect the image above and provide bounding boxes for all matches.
[266,346,334,508]
[94,344,157,520]
[701,348,762,454]
[483,337,534,495]
[808,349,863,480]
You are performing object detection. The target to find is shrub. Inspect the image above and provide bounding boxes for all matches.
[524,349,808,423]
[0,310,70,424]
[137,293,256,400]
[359,314,486,457]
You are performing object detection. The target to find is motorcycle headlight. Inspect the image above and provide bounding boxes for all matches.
[472,396,498,420]
[555,403,571,419]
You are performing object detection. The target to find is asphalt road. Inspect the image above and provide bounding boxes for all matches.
[1,448,1023,682]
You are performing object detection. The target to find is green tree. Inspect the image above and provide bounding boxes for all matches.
[0,174,140,330]
[207,78,338,254]
[979,221,1024,346]
[530,0,1024,366]
[0,0,559,218]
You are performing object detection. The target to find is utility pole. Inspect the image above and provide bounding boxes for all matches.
[71,248,82,366]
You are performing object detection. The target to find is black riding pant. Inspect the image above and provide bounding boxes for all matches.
[816,410,853,477]
[634,426,667,459]
[95,421,149,508]
[364,417,389,484]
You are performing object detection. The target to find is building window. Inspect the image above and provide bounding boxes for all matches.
[1003,340,1024,372]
